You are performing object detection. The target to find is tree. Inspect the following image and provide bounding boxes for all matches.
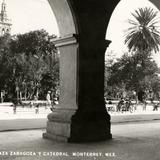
[0,30,59,101]
[123,7,160,100]
[9,30,58,100]
[125,7,160,55]
[106,53,159,99]
[105,7,160,100]
[0,34,13,92]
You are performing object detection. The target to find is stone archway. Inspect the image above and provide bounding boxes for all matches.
[43,0,119,143]
[47,0,77,36]
[44,0,160,143]
[43,0,79,142]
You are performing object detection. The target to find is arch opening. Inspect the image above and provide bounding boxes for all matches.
[0,0,73,123]
[105,0,160,117]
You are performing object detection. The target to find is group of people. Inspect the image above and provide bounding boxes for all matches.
[106,97,160,113]
[116,98,134,113]
[105,98,135,113]
[12,90,59,114]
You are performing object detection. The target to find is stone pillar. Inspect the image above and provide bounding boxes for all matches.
[43,35,112,142]
[68,39,112,142]
[43,34,78,142]
[44,0,114,143]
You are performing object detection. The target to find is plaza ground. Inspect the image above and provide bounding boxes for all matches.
[1,104,160,131]
[0,120,160,160]
[0,103,160,160]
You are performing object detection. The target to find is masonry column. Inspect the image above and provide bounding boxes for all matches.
[67,0,114,142]
[43,0,116,142]
[68,39,112,142]
[43,34,78,142]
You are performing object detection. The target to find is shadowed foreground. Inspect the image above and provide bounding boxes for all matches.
[0,121,160,160]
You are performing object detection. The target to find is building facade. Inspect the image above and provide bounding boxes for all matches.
[0,0,11,36]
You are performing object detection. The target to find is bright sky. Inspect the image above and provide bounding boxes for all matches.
[106,0,160,66]
[3,0,160,66]
[5,0,59,36]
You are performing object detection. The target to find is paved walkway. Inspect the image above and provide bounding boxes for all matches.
[0,106,51,120]
[0,104,160,159]
[0,121,160,160]
[1,106,160,131]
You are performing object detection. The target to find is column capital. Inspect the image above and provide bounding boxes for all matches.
[51,34,78,47]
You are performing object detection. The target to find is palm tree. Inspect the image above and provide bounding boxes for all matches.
[124,7,160,103]
[125,7,160,55]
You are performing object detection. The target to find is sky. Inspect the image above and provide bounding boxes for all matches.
[106,0,160,66]
[106,0,159,54]
[4,0,59,35]
[2,0,160,66]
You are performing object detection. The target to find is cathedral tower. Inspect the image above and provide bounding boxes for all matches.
[0,0,11,36]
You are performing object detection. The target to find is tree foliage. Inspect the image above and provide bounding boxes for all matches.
[0,30,59,101]
[104,7,160,100]
[125,7,160,54]
[107,53,159,93]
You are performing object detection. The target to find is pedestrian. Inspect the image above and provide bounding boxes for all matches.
[35,104,39,114]
[46,91,51,109]
[153,102,159,111]
[117,98,124,113]
[12,95,18,114]
[13,104,17,114]
[143,100,147,111]
[125,98,131,112]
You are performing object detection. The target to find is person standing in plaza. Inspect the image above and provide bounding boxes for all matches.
[46,91,51,109]
[35,104,39,114]
[13,103,17,114]
[34,95,39,114]
[12,96,18,114]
